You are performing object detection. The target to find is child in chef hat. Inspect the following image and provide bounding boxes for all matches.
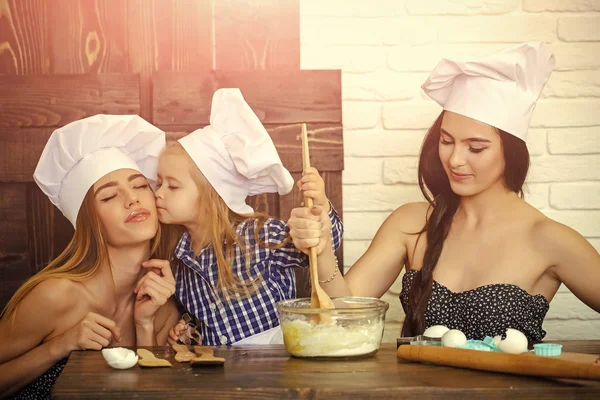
[156,88,344,346]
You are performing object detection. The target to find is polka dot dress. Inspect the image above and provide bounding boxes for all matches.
[9,358,67,400]
[400,270,549,342]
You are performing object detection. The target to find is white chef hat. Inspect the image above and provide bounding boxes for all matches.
[421,42,555,141]
[34,114,165,227]
[178,88,294,215]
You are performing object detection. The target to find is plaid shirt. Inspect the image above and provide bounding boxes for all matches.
[174,206,343,346]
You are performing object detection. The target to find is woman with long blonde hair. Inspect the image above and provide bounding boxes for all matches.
[0,115,180,399]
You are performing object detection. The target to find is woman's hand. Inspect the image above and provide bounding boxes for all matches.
[53,312,121,356]
[288,205,332,255]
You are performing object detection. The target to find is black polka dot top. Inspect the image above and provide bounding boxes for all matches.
[400,270,549,342]
[8,358,67,400]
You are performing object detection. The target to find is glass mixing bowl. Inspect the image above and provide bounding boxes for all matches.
[276,297,389,359]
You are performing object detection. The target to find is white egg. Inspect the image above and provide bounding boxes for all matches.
[497,328,528,354]
[102,347,139,369]
[492,335,502,347]
[441,329,467,348]
[423,325,449,338]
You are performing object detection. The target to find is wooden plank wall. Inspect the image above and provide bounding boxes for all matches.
[0,0,343,309]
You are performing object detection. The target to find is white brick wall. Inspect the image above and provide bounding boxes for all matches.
[300,0,600,341]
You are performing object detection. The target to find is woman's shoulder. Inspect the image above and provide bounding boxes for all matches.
[27,278,84,313]
[368,202,430,249]
[388,202,431,230]
[529,208,587,248]
[514,202,590,256]
[7,278,86,338]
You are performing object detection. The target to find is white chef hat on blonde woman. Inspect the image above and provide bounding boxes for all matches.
[178,88,294,216]
[34,115,166,227]
[421,42,555,141]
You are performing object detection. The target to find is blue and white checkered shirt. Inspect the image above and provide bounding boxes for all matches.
[174,206,343,346]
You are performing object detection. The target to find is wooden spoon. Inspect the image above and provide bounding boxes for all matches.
[137,348,172,367]
[190,346,225,366]
[301,123,335,314]
[172,344,195,362]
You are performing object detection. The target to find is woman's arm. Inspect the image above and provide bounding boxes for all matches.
[134,259,177,346]
[290,202,429,299]
[539,219,600,312]
[153,298,181,346]
[0,279,118,398]
[344,203,427,298]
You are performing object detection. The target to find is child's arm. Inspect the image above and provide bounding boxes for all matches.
[167,313,202,346]
[262,167,343,269]
[261,219,309,269]
[327,202,344,253]
[296,167,344,252]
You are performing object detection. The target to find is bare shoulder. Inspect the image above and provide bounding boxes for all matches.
[530,210,582,245]
[22,278,82,314]
[2,278,83,343]
[387,202,430,233]
[527,207,595,259]
[369,202,430,250]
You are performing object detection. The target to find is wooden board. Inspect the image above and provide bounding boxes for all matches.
[26,183,74,271]
[0,74,140,128]
[266,123,343,173]
[0,184,31,309]
[0,128,52,182]
[214,0,299,69]
[162,122,343,173]
[47,0,128,74]
[128,0,213,120]
[153,70,342,126]
[0,0,48,75]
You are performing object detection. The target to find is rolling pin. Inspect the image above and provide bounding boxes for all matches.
[397,345,600,380]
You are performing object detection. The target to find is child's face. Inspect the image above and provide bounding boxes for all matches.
[155,153,202,225]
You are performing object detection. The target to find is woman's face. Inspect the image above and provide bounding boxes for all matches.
[438,111,506,197]
[92,168,158,247]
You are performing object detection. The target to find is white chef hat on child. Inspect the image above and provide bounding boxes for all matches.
[421,42,555,141]
[178,88,294,215]
[33,115,165,227]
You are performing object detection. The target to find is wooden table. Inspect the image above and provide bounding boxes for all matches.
[52,341,600,399]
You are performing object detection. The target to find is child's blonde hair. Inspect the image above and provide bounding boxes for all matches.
[162,142,290,296]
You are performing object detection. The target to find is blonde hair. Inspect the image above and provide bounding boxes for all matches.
[162,142,290,296]
[1,185,162,323]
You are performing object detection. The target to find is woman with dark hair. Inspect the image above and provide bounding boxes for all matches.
[288,42,600,342]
